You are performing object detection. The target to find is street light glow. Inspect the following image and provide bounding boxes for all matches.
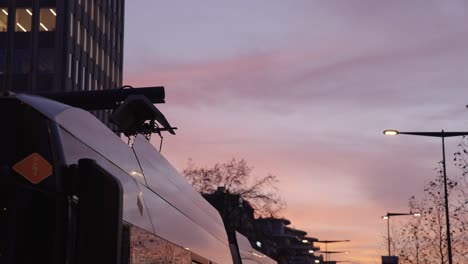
[413,213,422,217]
[302,239,309,244]
[382,216,389,219]
[383,129,399,136]
[315,260,320,263]
[308,249,314,254]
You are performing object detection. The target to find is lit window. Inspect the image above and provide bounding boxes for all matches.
[0,8,7,32]
[15,9,32,32]
[39,8,56,31]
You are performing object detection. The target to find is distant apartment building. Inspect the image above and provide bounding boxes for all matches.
[0,0,124,124]
[203,187,323,264]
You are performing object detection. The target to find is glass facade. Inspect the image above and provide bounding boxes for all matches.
[0,0,125,127]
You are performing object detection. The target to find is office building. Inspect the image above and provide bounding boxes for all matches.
[0,0,124,124]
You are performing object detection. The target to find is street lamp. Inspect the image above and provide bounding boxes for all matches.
[383,129,468,264]
[316,240,350,262]
[381,212,421,256]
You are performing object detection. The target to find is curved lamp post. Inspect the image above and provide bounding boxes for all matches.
[381,212,421,256]
[383,129,468,264]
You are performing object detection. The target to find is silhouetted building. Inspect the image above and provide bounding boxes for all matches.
[203,187,323,264]
[255,218,321,264]
[0,0,124,124]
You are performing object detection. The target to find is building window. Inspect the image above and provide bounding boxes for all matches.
[38,48,55,73]
[75,60,79,84]
[84,28,87,51]
[70,14,74,37]
[113,27,116,47]
[77,23,81,45]
[97,8,100,29]
[0,8,7,32]
[102,15,106,34]
[116,35,119,54]
[101,50,104,71]
[39,8,56,31]
[12,49,30,73]
[116,68,120,85]
[89,73,92,90]
[96,44,99,63]
[106,55,109,76]
[0,49,6,74]
[112,62,115,84]
[82,66,85,90]
[91,1,94,21]
[15,9,32,32]
[90,36,93,59]
[68,53,72,78]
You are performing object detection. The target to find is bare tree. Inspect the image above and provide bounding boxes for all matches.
[392,136,468,264]
[183,158,285,217]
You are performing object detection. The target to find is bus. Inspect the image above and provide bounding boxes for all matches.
[0,92,276,264]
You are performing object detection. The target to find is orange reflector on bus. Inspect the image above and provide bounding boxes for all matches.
[13,153,53,184]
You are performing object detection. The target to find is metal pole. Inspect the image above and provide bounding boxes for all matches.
[387,216,391,256]
[441,132,453,264]
[325,243,328,262]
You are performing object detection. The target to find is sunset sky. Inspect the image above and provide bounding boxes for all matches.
[123,1,468,263]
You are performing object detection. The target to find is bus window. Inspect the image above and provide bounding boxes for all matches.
[124,224,192,263]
